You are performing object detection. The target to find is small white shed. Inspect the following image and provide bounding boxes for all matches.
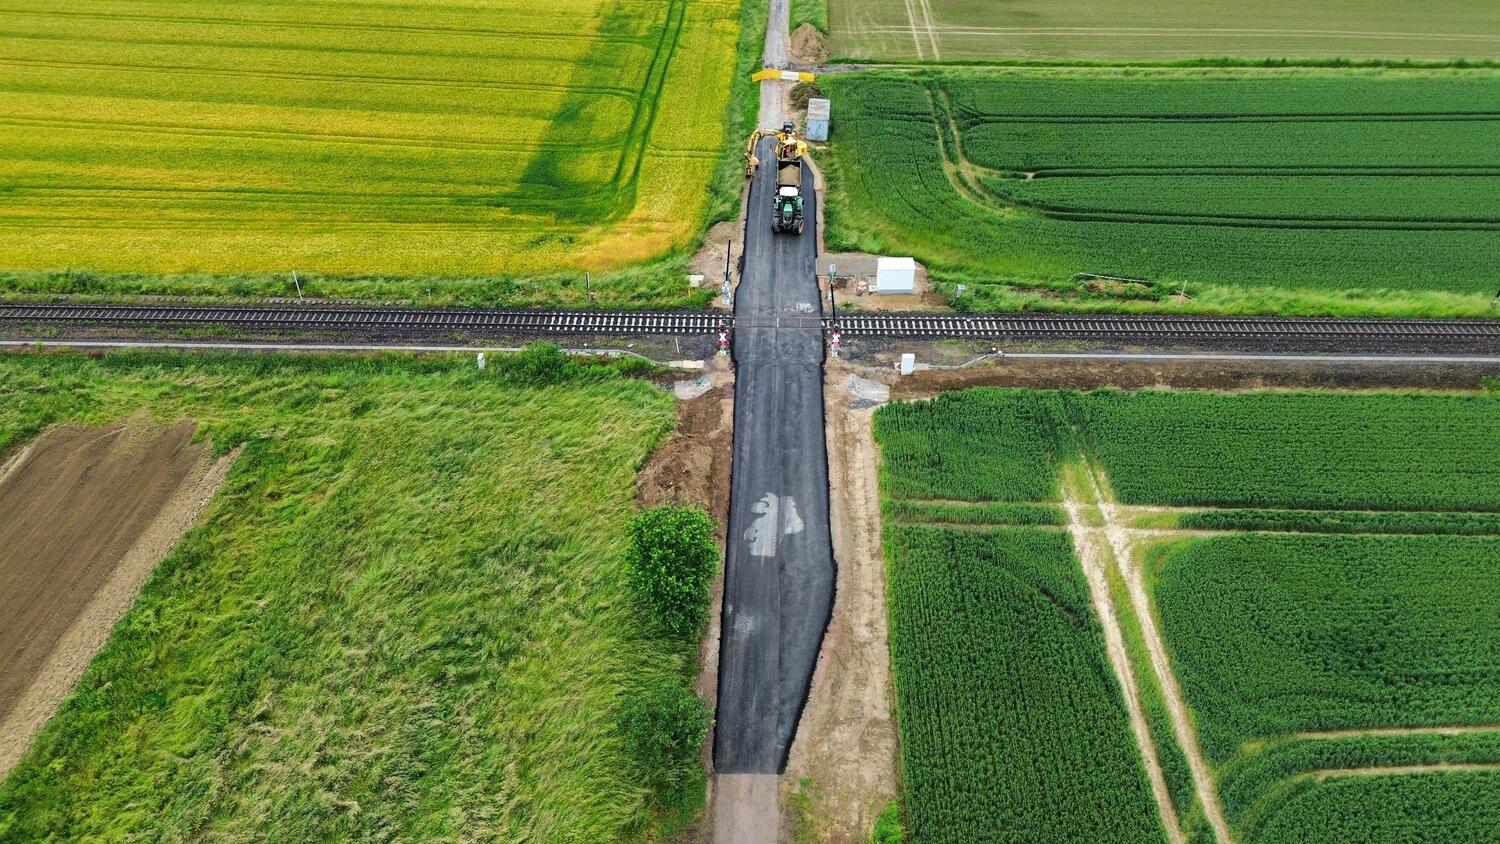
[874,256,916,294]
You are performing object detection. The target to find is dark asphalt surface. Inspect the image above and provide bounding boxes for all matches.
[713,139,835,774]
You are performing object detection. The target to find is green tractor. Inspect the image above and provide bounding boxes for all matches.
[771,122,806,235]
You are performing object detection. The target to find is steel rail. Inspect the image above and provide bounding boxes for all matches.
[826,313,1500,340]
[6,304,1500,342]
[0,304,729,336]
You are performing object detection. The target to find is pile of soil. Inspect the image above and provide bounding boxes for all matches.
[791,23,830,64]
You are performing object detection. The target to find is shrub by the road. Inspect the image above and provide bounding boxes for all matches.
[620,683,712,799]
[625,506,719,639]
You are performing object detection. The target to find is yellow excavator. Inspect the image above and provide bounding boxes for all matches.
[745,122,808,235]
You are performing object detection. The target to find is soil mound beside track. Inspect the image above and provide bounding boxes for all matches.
[0,418,235,777]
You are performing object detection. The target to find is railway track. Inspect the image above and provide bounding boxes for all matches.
[4,304,1500,343]
[826,313,1500,340]
[0,304,729,336]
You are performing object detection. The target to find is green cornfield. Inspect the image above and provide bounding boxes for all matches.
[1150,533,1500,765]
[1074,390,1500,511]
[875,386,1500,841]
[822,69,1500,316]
[885,525,1164,843]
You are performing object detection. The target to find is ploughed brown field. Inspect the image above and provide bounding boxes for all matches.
[0,418,231,775]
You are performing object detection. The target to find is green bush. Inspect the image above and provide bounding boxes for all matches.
[507,342,572,385]
[619,682,712,799]
[625,506,719,639]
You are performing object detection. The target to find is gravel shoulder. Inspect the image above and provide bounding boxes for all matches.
[778,362,899,842]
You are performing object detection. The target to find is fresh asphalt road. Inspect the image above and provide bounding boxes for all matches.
[713,139,834,774]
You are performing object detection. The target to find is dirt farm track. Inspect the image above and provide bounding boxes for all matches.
[0,418,234,776]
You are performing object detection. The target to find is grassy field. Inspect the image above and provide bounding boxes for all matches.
[829,0,1500,62]
[790,0,827,35]
[0,0,750,300]
[821,68,1500,317]
[875,386,1500,842]
[0,350,706,840]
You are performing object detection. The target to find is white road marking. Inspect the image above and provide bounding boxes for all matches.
[745,492,804,557]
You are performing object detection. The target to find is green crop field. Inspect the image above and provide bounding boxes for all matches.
[0,350,706,840]
[875,386,1500,841]
[0,0,749,300]
[876,393,1163,842]
[821,69,1500,316]
[884,524,1164,843]
[1151,534,1500,764]
[829,0,1500,62]
[1072,390,1500,510]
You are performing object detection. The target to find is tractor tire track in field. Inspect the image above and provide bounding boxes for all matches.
[1312,763,1500,781]
[897,0,924,60]
[912,0,940,60]
[1297,724,1500,741]
[1072,452,1234,844]
[0,57,641,99]
[844,25,1500,43]
[922,100,1500,234]
[1061,477,1186,844]
[0,117,627,153]
[0,7,645,44]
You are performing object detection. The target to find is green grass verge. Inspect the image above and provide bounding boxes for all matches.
[0,348,706,841]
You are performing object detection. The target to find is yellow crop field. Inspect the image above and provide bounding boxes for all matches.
[0,0,744,278]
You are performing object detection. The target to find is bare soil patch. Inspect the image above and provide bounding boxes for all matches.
[790,23,830,64]
[714,774,779,843]
[645,360,734,844]
[690,221,746,311]
[638,357,735,531]
[0,417,236,777]
[778,360,899,842]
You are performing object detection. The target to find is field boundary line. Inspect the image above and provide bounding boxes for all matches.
[1060,471,1186,844]
[1074,452,1233,844]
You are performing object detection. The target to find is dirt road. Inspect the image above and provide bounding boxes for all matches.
[0,418,235,777]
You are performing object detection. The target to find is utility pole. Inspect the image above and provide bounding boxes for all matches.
[828,262,837,322]
[586,272,592,304]
[292,270,303,301]
[723,239,734,306]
